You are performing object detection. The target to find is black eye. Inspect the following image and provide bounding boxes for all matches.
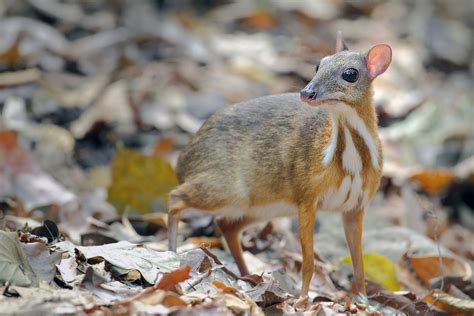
[342,68,358,83]
[315,63,320,72]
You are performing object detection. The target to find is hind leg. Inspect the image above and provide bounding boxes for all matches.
[167,188,188,252]
[168,181,229,252]
[216,216,257,276]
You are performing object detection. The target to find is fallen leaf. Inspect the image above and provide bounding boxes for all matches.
[0,69,41,87]
[162,293,188,307]
[41,73,109,109]
[239,10,277,29]
[70,80,134,138]
[155,265,191,291]
[56,257,78,284]
[398,252,472,289]
[410,168,457,194]
[0,32,23,66]
[423,289,474,314]
[20,242,61,283]
[55,240,180,284]
[107,147,178,214]
[212,280,238,294]
[0,231,37,286]
[152,135,176,158]
[365,280,420,316]
[340,253,401,291]
[210,292,251,314]
[245,278,289,307]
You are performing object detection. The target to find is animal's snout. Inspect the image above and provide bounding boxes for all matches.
[300,84,318,101]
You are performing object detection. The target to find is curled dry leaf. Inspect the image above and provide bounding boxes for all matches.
[155,265,191,291]
[212,280,238,294]
[0,231,37,287]
[410,168,457,195]
[162,293,187,307]
[56,257,78,284]
[365,280,420,315]
[423,289,474,314]
[55,240,180,284]
[239,9,277,30]
[398,252,472,291]
[210,292,251,314]
[20,242,61,283]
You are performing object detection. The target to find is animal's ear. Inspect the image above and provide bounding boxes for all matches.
[335,31,348,53]
[366,44,392,80]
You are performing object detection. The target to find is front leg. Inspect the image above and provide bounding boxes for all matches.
[342,208,366,295]
[298,203,317,297]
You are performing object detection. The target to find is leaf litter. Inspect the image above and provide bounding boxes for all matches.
[0,0,473,315]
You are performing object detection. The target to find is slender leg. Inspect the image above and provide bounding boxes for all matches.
[167,189,188,252]
[216,216,256,276]
[342,208,366,295]
[168,212,180,252]
[298,204,317,297]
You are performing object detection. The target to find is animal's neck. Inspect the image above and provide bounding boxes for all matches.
[322,100,379,170]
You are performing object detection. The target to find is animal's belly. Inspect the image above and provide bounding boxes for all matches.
[215,202,298,219]
[318,174,368,212]
[213,174,369,218]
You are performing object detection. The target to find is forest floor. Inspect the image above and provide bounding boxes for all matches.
[0,1,473,315]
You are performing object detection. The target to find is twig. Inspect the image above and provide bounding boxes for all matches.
[199,245,240,280]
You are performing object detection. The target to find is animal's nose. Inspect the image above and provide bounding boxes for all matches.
[300,84,317,100]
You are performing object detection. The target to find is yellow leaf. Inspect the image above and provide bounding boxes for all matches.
[340,253,401,291]
[107,147,178,214]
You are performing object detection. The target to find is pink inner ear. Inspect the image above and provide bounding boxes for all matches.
[367,44,392,79]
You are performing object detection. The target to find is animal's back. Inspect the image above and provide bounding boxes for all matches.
[176,93,329,210]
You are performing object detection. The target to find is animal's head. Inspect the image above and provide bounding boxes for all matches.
[300,33,392,108]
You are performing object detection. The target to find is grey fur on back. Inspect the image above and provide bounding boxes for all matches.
[176,93,329,206]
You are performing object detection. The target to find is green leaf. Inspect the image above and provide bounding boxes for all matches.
[0,231,37,286]
[340,252,401,291]
[107,147,178,214]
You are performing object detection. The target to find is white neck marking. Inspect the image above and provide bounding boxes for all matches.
[342,127,362,174]
[322,112,339,165]
[322,102,379,169]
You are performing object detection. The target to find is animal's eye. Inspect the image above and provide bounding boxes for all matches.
[342,68,358,83]
[315,63,320,73]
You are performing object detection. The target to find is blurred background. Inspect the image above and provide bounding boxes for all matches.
[0,0,473,300]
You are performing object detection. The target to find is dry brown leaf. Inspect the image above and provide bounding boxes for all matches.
[423,289,474,314]
[210,292,250,314]
[0,33,23,66]
[398,252,472,290]
[240,10,277,29]
[212,280,238,294]
[0,130,19,151]
[155,265,191,291]
[410,169,457,194]
[152,135,176,158]
[162,293,187,307]
[366,280,419,315]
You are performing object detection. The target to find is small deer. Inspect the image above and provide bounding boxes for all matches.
[168,33,392,297]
